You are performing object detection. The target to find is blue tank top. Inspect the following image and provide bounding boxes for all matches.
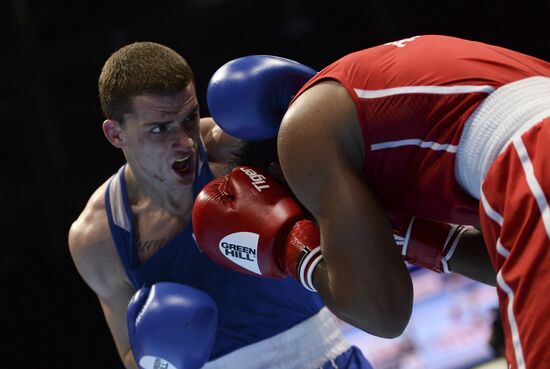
[105,146,324,359]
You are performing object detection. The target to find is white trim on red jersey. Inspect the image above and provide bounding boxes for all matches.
[354,84,495,99]
[371,138,458,153]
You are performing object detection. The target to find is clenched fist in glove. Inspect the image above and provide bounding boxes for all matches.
[393,216,468,273]
[192,166,322,291]
[127,282,217,369]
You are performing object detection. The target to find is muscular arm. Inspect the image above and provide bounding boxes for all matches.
[278,81,413,338]
[200,117,243,177]
[68,192,138,369]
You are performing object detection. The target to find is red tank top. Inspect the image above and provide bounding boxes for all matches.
[292,35,550,227]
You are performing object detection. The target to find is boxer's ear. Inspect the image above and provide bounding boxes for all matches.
[103,119,125,148]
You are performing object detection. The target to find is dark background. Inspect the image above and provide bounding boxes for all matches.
[2,1,548,368]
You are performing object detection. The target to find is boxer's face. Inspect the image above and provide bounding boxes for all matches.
[120,83,200,188]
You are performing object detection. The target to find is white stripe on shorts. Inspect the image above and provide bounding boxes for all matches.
[480,189,503,227]
[497,270,526,369]
[513,135,550,241]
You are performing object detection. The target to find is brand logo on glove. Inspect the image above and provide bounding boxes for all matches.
[240,167,270,192]
[139,356,176,369]
[219,232,261,274]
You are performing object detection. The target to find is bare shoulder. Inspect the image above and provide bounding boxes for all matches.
[199,117,243,177]
[68,179,130,298]
[280,80,363,159]
[69,180,111,251]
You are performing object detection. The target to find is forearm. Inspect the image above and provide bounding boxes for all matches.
[313,262,386,335]
[312,241,413,338]
[98,295,139,369]
[448,227,496,286]
[122,350,139,369]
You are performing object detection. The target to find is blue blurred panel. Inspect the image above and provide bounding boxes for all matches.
[336,269,499,369]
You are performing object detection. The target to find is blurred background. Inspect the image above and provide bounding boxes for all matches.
[2,0,548,368]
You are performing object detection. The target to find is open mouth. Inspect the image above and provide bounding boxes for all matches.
[171,154,193,176]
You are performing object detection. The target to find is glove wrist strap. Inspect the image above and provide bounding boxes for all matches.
[296,246,323,292]
[441,224,468,273]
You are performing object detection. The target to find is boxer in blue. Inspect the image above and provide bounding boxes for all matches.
[68,41,372,369]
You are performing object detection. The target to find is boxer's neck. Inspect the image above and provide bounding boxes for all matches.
[124,164,194,217]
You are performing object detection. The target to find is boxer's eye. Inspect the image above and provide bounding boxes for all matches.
[151,123,168,134]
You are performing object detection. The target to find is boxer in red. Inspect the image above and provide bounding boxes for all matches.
[196,35,550,369]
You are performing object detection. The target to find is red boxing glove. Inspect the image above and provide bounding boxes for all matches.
[393,217,468,273]
[192,166,322,291]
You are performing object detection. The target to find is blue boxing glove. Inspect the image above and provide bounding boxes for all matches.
[207,55,316,140]
[127,282,217,369]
